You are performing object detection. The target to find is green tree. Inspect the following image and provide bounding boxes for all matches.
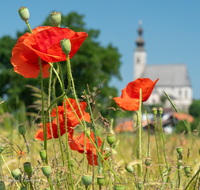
[0,12,122,117]
[189,100,200,118]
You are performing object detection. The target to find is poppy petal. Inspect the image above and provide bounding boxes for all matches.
[113,97,140,111]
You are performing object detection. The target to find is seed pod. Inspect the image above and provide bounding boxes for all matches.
[152,107,157,115]
[97,175,104,186]
[23,162,32,175]
[82,173,92,188]
[176,146,183,155]
[125,164,134,173]
[18,125,26,136]
[60,38,71,55]
[18,7,30,22]
[114,183,125,190]
[107,133,115,145]
[0,181,5,190]
[50,11,61,27]
[39,149,47,162]
[184,166,191,174]
[11,168,22,181]
[158,107,163,115]
[69,158,75,167]
[145,157,152,166]
[42,165,51,178]
[45,188,50,190]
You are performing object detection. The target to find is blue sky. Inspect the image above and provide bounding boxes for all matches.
[1,0,200,99]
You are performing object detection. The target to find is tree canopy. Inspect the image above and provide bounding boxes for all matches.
[0,12,122,117]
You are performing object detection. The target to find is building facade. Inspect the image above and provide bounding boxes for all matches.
[134,26,192,111]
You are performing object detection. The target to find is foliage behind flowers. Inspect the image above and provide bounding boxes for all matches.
[0,7,200,190]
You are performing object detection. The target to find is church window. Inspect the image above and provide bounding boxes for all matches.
[179,90,182,97]
[137,57,140,63]
[185,90,188,98]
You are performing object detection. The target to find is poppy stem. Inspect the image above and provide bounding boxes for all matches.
[84,91,101,174]
[58,62,75,189]
[153,108,164,182]
[138,89,143,182]
[38,57,46,163]
[142,104,151,157]
[26,21,33,34]
[47,66,57,159]
[65,55,88,175]
[52,63,65,166]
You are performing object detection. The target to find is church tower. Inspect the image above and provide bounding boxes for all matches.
[134,23,146,79]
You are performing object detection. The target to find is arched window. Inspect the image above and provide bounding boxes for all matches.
[185,90,188,98]
[137,57,140,63]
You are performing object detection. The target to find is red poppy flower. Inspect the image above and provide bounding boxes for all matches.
[35,115,74,141]
[11,26,88,78]
[69,131,107,166]
[113,78,159,111]
[51,98,91,127]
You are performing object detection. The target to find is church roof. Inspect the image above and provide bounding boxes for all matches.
[141,64,191,87]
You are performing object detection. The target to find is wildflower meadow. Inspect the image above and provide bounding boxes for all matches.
[0,7,200,190]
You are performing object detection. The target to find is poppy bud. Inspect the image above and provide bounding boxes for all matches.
[23,162,32,175]
[159,107,163,115]
[18,125,26,136]
[97,175,104,186]
[11,168,22,181]
[176,146,183,155]
[18,7,30,22]
[39,149,47,162]
[69,158,74,167]
[50,11,61,27]
[45,188,50,190]
[60,38,71,55]
[152,107,157,115]
[0,181,5,190]
[125,164,134,173]
[145,157,152,166]
[42,165,51,178]
[184,166,191,174]
[0,145,5,154]
[82,173,92,188]
[107,133,115,146]
[114,183,125,190]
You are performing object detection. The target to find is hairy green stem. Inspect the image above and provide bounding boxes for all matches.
[153,109,164,182]
[52,63,65,166]
[142,104,150,157]
[84,90,101,174]
[138,89,143,180]
[23,135,30,161]
[58,62,75,190]
[159,110,170,184]
[48,66,57,156]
